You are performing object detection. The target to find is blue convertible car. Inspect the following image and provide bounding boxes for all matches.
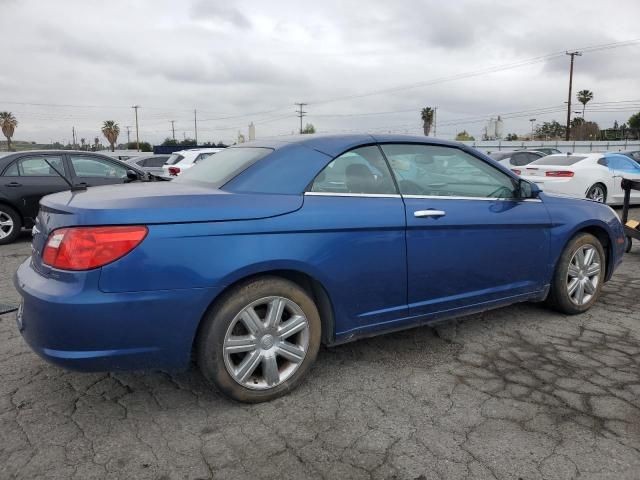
[14,134,625,402]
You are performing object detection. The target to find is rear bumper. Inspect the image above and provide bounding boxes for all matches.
[14,258,219,372]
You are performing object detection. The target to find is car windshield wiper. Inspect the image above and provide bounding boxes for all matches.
[42,158,86,191]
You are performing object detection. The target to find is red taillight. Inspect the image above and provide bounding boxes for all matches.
[42,226,148,270]
[511,169,521,175]
[168,166,180,176]
[545,170,574,177]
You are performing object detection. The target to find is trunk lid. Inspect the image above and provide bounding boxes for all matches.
[32,182,303,265]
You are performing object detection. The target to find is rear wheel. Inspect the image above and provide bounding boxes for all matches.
[586,183,607,203]
[546,233,605,314]
[0,205,21,245]
[197,276,321,403]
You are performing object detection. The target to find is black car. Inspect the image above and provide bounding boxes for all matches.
[0,150,146,244]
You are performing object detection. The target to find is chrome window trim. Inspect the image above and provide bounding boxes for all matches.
[304,192,401,198]
[402,194,542,203]
[304,192,541,202]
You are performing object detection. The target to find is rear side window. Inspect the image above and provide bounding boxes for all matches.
[166,154,184,165]
[3,162,19,176]
[510,153,530,167]
[6,155,65,176]
[174,147,272,188]
[309,146,397,195]
[529,155,586,166]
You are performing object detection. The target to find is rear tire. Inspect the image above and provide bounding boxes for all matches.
[586,183,607,203]
[0,205,21,245]
[546,233,606,315]
[197,276,321,403]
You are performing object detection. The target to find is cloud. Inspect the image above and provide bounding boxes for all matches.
[0,0,638,144]
[190,0,252,29]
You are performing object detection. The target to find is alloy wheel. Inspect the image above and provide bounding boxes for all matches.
[567,245,601,305]
[587,185,605,203]
[0,212,14,240]
[223,296,310,390]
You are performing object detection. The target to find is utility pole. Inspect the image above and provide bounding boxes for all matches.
[194,110,198,144]
[125,126,131,145]
[295,102,307,134]
[72,127,76,147]
[131,105,140,151]
[565,51,582,141]
[170,120,175,140]
[529,118,536,140]
[433,106,438,137]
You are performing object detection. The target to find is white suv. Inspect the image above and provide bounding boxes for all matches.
[162,148,224,177]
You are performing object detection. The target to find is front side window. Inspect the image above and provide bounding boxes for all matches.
[309,146,397,195]
[12,155,65,177]
[381,144,517,199]
[70,155,127,178]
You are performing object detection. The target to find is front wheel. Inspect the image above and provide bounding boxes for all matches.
[197,276,321,403]
[546,233,606,314]
[0,205,22,245]
[586,183,607,203]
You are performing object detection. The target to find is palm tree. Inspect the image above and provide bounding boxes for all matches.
[0,112,18,151]
[421,107,434,136]
[577,90,594,119]
[101,120,120,152]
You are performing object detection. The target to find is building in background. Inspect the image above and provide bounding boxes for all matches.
[483,115,504,140]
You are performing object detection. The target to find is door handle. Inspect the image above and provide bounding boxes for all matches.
[414,209,446,218]
[5,182,22,187]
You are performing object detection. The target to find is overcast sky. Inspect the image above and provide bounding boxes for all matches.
[1,0,639,145]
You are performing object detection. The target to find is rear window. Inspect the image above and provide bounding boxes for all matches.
[528,155,586,166]
[174,147,272,188]
[166,153,185,165]
[488,152,513,161]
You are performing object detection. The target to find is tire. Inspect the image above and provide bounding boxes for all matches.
[0,205,22,245]
[197,276,321,403]
[546,233,606,315]
[586,183,607,203]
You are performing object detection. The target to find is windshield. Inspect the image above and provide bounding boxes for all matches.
[166,153,185,165]
[528,155,586,166]
[174,147,273,188]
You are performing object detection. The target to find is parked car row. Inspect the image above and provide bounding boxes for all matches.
[0,151,154,244]
[12,134,626,403]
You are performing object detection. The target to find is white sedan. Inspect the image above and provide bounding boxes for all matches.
[519,153,640,205]
[162,148,224,177]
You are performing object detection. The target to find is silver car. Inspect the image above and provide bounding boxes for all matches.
[126,154,171,178]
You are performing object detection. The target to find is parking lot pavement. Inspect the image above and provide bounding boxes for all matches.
[1,217,640,480]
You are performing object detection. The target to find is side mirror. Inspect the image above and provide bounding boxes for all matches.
[518,179,540,199]
[126,169,140,181]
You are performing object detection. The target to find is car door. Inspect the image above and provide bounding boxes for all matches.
[68,153,130,187]
[1,154,70,222]
[380,143,552,318]
[605,155,640,203]
[303,145,407,336]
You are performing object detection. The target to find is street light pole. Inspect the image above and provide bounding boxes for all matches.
[565,51,582,141]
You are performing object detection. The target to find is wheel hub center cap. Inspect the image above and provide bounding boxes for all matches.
[260,334,275,349]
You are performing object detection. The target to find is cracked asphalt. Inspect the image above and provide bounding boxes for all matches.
[1,214,640,480]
